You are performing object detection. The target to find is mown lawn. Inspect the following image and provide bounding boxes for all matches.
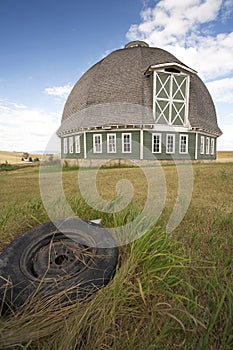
[0,161,232,349]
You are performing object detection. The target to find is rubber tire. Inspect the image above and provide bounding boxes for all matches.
[0,218,118,314]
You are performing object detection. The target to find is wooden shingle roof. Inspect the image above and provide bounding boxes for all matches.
[58,43,222,136]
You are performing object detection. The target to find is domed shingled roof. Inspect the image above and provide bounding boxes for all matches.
[58,42,221,136]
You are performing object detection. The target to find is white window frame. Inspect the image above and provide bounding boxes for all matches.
[107,133,116,153]
[122,133,132,153]
[152,133,162,153]
[179,134,188,154]
[69,137,74,154]
[210,138,215,155]
[206,137,210,155]
[63,137,68,154]
[166,134,175,154]
[93,134,102,153]
[200,136,205,155]
[153,70,189,126]
[75,135,81,153]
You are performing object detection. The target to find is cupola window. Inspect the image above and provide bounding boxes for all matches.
[164,67,181,73]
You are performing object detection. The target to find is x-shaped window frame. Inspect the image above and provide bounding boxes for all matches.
[154,71,189,126]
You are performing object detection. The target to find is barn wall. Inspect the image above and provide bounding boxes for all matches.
[61,134,84,159]
[197,133,217,160]
[61,130,216,161]
[143,131,196,160]
[86,130,140,159]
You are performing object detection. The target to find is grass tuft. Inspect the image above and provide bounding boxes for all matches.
[0,163,232,349]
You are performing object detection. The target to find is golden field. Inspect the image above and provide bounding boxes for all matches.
[0,157,232,349]
[0,150,42,164]
[217,151,233,162]
[0,150,233,164]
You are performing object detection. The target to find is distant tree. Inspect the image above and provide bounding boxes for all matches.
[22,152,29,159]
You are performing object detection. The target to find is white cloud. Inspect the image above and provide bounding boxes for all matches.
[218,124,233,150]
[220,0,233,20]
[0,99,60,152]
[206,77,233,103]
[126,0,233,80]
[126,0,233,150]
[217,110,233,150]
[127,0,223,43]
[44,83,73,98]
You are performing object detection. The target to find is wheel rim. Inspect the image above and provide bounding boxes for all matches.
[20,231,96,282]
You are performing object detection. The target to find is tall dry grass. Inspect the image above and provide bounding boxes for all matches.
[0,162,232,349]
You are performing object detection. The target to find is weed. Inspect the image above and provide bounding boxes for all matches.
[0,163,36,172]
[0,163,232,349]
[220,168,227,180]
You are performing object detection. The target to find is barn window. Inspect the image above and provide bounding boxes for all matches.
[210,138,215,155]
[206,137,210,154]
[107,133,116,153]
[179,134,188,154]
[165,67,181,73]
[69,137,74,153]
[200,136,205,154]
[93,134,102,153]
[63,138,68,154]
[166,134,175,154]
[153,71,189,126]
[152,133,162,153]
[75,135,81,153]
[122,133,131,153]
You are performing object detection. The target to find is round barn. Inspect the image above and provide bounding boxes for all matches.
[57,41,222,165]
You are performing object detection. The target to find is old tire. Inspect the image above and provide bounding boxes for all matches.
[0,218,118,313]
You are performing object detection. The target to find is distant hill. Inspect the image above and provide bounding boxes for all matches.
[0,150,43,164]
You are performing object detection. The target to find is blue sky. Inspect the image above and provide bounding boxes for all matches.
[0,0,232,152]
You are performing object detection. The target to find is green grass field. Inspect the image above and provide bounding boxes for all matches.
[0,160,232,349]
